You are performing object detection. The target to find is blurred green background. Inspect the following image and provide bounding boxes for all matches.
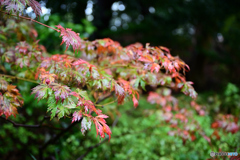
[0,0,240,159]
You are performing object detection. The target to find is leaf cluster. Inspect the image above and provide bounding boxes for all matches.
[1,1,197,141]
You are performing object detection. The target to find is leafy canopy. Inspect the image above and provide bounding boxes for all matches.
[1,1,199,141]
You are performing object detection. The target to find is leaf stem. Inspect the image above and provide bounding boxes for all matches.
[0,74,39,84]
[0,10,60,32]
[95,100,116,106]
[100,64,140,70]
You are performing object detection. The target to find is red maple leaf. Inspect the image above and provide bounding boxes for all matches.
[114,83,125,104]
[2,0,25,13]
[31,84,49,101]
[138,54,154,63]
[132,95,138,108]
[56,24,81,52]
[150,63,160,73]
[160,46,170,53]
[16,41,28,54]
[28,0,42,17]
[72,111,82,123]
[1,0,42,17]
[50,83,71,102]
[93,115,112,140]
[72,59,90,67]
[0,80,23,118]
[0,97,18,118]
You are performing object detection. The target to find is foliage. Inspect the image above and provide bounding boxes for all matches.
[0,77,23,118]
[0,0,197,139]
[34,13,96,54]
[80,96,240,160]
[0,1,239,159]
[1,92,238,159]
[0,0,41,17]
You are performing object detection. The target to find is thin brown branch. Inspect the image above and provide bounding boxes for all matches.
[0,116,42,128]
[112,116,119,128]
[39,119,82,160]
[40,124,64,130]
[94,100,116,107]
[0,116,63,130]
[0,74,39,84]
[0,10,60,32]
[76,138,109,160]
[94,92,114,105]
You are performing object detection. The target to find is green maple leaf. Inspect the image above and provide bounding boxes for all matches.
[64,97,77,109]
[140,79,146,91]
[47,96,58,120]
[133,78,140,89]
[101,79,109,90]
[75,88,90,100]
[47,96,74,119]
[57,105,70,119]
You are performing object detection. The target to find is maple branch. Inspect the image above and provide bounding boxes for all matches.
[39,120,82,160]
[0,116,41,128]
[94,92,114,105]
[76,138,109,160]
[99,64,141,71]
[0,116,63,130]
[0,10,60,32]
[94,100,116,107]
[112,116,119,128]
[0,74,39,84]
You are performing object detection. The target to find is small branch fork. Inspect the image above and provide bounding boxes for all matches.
[0,10,60,32]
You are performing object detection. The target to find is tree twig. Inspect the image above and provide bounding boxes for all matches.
[112,116,119,128]
[0,116,63,130]
[0,10,60,32]
[94,100,116,107]
[76,138,109,160]
[94,92,114,105]
[0,116,46,128]
[39,119,82,160]
[0,74,39,84]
